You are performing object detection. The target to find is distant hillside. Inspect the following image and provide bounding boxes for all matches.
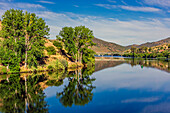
[127,37,170,49]
[91,37,125,53]
[91,37,170,53]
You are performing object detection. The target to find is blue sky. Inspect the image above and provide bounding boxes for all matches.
[0,0,170,45]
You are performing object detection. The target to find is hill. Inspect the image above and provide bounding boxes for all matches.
[91,37,125,53]
[126,37,170,49]
[91,37,170,54]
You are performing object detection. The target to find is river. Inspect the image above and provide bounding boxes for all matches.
[0,58,169,113]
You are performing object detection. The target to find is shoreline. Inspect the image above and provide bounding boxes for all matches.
[0,63,84,75]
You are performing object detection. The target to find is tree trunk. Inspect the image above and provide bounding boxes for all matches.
[7,64,9,70]
[25,75,27,113]
[14,36,17,56]
[77,49,79,62]
[25,33,28,68]
[80,51,82,64]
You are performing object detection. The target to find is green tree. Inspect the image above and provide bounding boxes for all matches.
[59,27,77,60]
[131,46,137,57]
[58,26,95,64]
[74,26,95,63]
[0,9,50,70]
[23,11,50,68]
[0,9,25,71]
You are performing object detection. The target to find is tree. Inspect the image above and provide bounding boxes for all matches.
[58,26,95,64]
[0,9,50,70]
[59,27,77,60]
[131,46,137,57]
[0,9,25,70]
[23,11,49,68]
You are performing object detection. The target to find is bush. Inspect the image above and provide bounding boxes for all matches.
[46,46,56,56]
[0,66,7,73]
[53,41,62,50]
[56,59,65,70]
[59,59,68,68]
[48,65,54,71]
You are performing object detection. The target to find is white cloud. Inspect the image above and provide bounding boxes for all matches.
[108,0,116,3]
[120,6,161,12]
[15,3,45,9]
[95,4,116,9]
[36,11,170,45]
[0,2,45,10]
[144,0,170,7]
[73,5,79,7]
[122,97,160,103]
[142,102,170,113]
[95,4,161,12]
[37,0,55,4]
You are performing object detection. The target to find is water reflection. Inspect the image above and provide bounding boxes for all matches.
[0,59,169,113]
[95,58,169,73]
[0,74,48,113]
[0,66,96,112]
[127,59,170,73]
[56,68,96,107]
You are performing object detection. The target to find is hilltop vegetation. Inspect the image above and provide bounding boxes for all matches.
[123,43,170,59]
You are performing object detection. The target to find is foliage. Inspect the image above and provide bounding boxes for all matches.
[53,41,62,50]
[59,59,68,69]
[123,50,170,59]
[56,59,65,70]
[59,27,77,60]
[48,65,54,71]
[46,46,56,56]
[0,9,49,71]
[82,48,96,65]
[58,26,96,64]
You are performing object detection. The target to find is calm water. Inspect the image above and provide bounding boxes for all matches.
[0,59,169,113]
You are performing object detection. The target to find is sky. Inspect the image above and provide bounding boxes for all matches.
[0,0,170,45]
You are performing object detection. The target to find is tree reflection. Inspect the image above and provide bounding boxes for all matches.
[56,67,96,107]
[0,74,48,113]
[127,59,170,72]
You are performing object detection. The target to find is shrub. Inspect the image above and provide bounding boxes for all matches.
[48,65,54,71]
[56,59,65,70]
[53,41,62,50]
[0,66,7,73]
[46,46,56,56]
[59,59,68,68]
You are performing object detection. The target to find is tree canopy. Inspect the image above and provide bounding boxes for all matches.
[57,26,96,64]
[0,9,49,71]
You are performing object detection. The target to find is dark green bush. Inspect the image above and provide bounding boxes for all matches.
[48,65,54,71]
[46,46,56,56]
[53,41,62,50]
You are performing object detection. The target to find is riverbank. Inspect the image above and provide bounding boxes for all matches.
[0,62,84,75]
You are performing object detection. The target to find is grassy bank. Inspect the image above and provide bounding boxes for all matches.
[0,60,84,75]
